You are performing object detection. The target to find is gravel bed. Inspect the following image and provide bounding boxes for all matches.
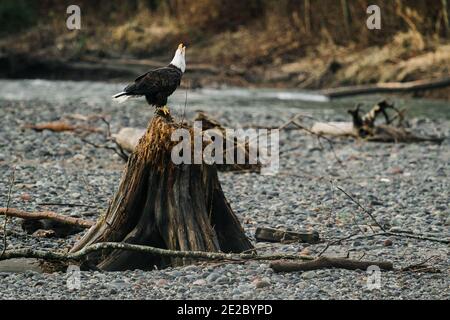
[0,80,448,300]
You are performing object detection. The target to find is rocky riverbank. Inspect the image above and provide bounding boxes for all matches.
[0,80,448,299]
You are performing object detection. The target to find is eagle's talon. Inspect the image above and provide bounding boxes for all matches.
[161,106,170,116]
[155,106,171,118]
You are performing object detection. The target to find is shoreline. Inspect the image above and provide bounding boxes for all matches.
[1,51,449,102]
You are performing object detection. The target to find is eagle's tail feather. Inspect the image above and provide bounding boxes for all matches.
[112,92,130,104]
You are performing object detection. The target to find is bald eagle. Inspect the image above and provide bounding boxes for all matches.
[113,44,186,108]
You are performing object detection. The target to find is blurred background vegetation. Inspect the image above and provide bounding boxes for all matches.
[0,0,449,93]
[0,0,37,36]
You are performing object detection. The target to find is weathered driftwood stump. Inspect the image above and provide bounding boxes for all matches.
[311,100,444,143]
[111,111,261,172]
[194,112,261,172]
[71,110,253,271]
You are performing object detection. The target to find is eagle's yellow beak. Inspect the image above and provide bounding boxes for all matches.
[178,43,186,53]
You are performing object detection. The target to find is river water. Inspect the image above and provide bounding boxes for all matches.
[0,79,449,121]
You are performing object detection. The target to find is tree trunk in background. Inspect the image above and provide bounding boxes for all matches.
[341,0,352,36]
[136,0,149,11]
[442,0,450,36]
[304,0,311,35]
[70,111,253,271]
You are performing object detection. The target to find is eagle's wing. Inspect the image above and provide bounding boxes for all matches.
[126,67,181,95]
[134,72,147,82]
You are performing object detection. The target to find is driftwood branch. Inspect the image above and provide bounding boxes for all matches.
[270,257,393,272]
[318,232,360,257]
[38,202,98,209]
[0,242,315,263]
[312,101,445,143]
[321,77,450,99]
[81,137,128,162]
[319,231,449,256]
[0,208,94,229]
[80,116,129,162]
[335,186,386,231]
[290,120,346,168]
[100,117,130,161]
[400,255,442,273]
[384,232,449,244]
[24,121,102,133]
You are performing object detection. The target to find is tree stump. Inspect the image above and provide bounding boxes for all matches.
[70,110,253,271]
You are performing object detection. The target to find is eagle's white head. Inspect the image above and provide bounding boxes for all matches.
[170,43,186,73]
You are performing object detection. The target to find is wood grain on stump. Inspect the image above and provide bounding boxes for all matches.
[70,111,253,271]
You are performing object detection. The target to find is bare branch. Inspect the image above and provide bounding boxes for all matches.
[0,208,94,229]
[335,186,386,231]
[1,166,16,258]
[38,202,98,209]
[0,242,315,263]
[81,137,128,162]
[317,231,360,257]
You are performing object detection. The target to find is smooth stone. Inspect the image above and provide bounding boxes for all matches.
[206,272,220,282]
[445,217,450,226]
[301,271,316,279]
[253,278,271,289]
[192,279,206,286]
[215,276,229,284]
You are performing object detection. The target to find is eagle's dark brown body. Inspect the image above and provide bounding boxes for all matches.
[114,64,183,107]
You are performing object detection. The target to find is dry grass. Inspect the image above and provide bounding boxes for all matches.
[335,31,449,85]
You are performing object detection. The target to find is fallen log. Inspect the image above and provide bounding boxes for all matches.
[0,53,243,82]
[270,257,393,272]
[70,109,254,271]
[311,101,445,143]
[0,53,140,81]
[255,227,320,244]
[0,208,94,229]
[311,122,444,143]
[366,125,445,143]
[310,122,354,137]
[321,77,450,99]
[81,57,229,76]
